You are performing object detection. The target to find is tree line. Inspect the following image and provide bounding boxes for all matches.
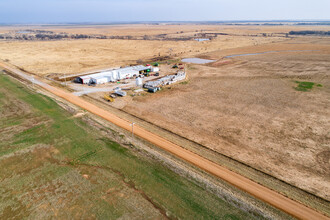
[289,31,330,36]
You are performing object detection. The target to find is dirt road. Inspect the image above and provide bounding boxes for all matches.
[1,62,328,220]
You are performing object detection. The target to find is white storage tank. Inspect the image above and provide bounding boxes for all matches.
[136,77,143,87]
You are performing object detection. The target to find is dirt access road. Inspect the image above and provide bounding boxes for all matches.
[1,62,328,220]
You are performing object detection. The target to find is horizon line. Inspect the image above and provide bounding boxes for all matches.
[1,20,330,26]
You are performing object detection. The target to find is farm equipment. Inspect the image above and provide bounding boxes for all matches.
[115,90,127,97]
[147,87,159,93]
[104,94,115,102]
[114,87,127,97]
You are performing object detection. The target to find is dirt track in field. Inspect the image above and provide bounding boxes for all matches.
[1,62,329,220]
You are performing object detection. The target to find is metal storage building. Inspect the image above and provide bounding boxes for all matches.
[80,75,92,84]
[91,76,108,84]
[75,65,152,84]
[117,69,139,80]
[133,65,151,72]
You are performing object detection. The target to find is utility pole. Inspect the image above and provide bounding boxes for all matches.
[131,122,135,137]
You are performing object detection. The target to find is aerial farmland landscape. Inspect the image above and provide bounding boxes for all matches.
[0,0,329,219]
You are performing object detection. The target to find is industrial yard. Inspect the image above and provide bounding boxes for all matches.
[59,62,187,106]
[0,23,329,219]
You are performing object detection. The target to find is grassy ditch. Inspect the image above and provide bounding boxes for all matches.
[0,73,254,219]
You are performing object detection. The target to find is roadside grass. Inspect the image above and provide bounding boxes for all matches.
[294,81,322,92]
[91,137,242,219]
[0,91,4,107]
[0,73,254,219]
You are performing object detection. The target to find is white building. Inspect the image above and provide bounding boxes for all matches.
[91,76,108,84]
[117,69,139,80]
[76,65,151,85]
[80,75,92,84]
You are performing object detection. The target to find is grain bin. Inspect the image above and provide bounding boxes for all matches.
[136,77,143,87]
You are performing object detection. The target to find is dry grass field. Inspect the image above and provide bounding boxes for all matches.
[0,37,280,76]
[0,24,329,207]
[0,24,290,76]
[122,38,330,200]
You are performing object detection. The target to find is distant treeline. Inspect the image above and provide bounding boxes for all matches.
[0,34,94,40]
[0,31,196,41]
[222,23,330,26]
[26,29,54,34]
[289,31,330,36]
[296,23,330,26]
[222,23,284,26]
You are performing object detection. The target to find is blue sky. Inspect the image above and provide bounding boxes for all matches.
[0,0,329,23]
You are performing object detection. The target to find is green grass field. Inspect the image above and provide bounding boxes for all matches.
[0,73,255,219]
